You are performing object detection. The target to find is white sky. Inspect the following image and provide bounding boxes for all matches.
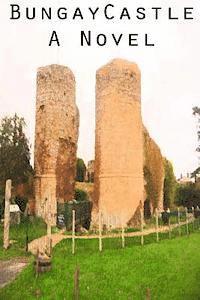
[0,0,199,178]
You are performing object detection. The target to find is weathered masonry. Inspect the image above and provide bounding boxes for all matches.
[34,64,79,224]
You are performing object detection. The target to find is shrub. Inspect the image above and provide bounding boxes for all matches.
[75,188,89,202]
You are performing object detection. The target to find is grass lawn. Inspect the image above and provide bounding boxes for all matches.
[0,227,200,300]
[0,217,47,260]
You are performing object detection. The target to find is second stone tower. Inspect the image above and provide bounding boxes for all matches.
[94,59,144,226]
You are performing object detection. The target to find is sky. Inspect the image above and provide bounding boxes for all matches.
[0,0,199,178]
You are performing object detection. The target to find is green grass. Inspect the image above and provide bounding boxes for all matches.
[0,224,200,299]
[0,217,46,260]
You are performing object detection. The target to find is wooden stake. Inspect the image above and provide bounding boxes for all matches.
[185,207,189,236]
[121,217,125,248]
[47,192,52,256]
[99,211,102,252]
[156,208,159,242]
[72,210,75,255]
[73,266,80,300]
[35,248,39,278]
[146,288,151,300]
[140,208,144,246]
[177,208,181,236]
[3,179,12,250]
[168,209,171,239]
[192,207,195,231]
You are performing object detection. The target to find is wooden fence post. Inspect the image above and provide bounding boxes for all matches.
[73,266,80,300]
[168,209,171,239]
[121,217,125,248]
[155,208,159,242]
[72,210,75,255]
[140,208,144,246]
[99,211,102,252]
[177,208,181,236]
[185,207,189,236]
[197,206,200,229]
[47,192,52,256]
[192,206,195,231]
[3,179,12,250]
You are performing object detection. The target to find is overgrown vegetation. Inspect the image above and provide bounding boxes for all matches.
[175,183,200,208]
[0,217,46,260]
[0,114,33,187]
[76,158,86,182]
[163,158,177,209]
[143,128,164,212]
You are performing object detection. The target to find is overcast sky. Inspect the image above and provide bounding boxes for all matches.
[0,0,199,178]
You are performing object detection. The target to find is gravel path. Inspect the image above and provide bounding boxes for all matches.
[0,257,29,288]
[28,220,192,255]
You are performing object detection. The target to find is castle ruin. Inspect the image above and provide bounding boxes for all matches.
[94,59,144,226]
[34,64,79,224]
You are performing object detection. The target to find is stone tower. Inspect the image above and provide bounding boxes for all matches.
[34,64,79,224]
[94,59,144,227]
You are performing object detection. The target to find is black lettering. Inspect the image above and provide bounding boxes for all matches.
[73,8,83,19]
[97,34,107,46]
[81,31,91,46]
[104,4,114,20]
[136,8,146,20]
[112,34,123,46]
[42,8,51,20]
[152,7,162,20]
[49,31,60,46]
[10,4,20,19]
[184,7,193,20]
[169,7,178,20]
[57,8,67,20]
[145,34,155,46]
[129,34,138,46]
[26,7,35,20]
[89,7,99,20]
[120,8,131,20]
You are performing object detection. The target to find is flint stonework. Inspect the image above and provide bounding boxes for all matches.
[34,65,79,224]
[94,59,144,227]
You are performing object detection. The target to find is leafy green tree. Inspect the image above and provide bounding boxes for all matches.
[76,158,86,182]
[0,114,33,186]
[175,183,200,208]
[163,158,176,209]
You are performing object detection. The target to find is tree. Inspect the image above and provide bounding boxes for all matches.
[76,158,86,182]
[0,114,33,186]
[163,158,176,209]
[191,167,200,183]
[192,106,200,157]
[175,183,200,208]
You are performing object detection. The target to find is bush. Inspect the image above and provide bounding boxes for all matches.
[175,183,200,208]
[75,188,88,202]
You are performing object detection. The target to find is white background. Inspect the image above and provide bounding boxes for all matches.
[0,0,199,177]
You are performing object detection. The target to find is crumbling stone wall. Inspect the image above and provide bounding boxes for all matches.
[34,64,79,224]
[143,127,164,215]
[94,59,144,227]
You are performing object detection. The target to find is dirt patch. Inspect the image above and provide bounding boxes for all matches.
[0,257,29,289]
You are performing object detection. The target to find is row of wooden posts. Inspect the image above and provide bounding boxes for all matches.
[2,179,199,254]
[70,207,199,254]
